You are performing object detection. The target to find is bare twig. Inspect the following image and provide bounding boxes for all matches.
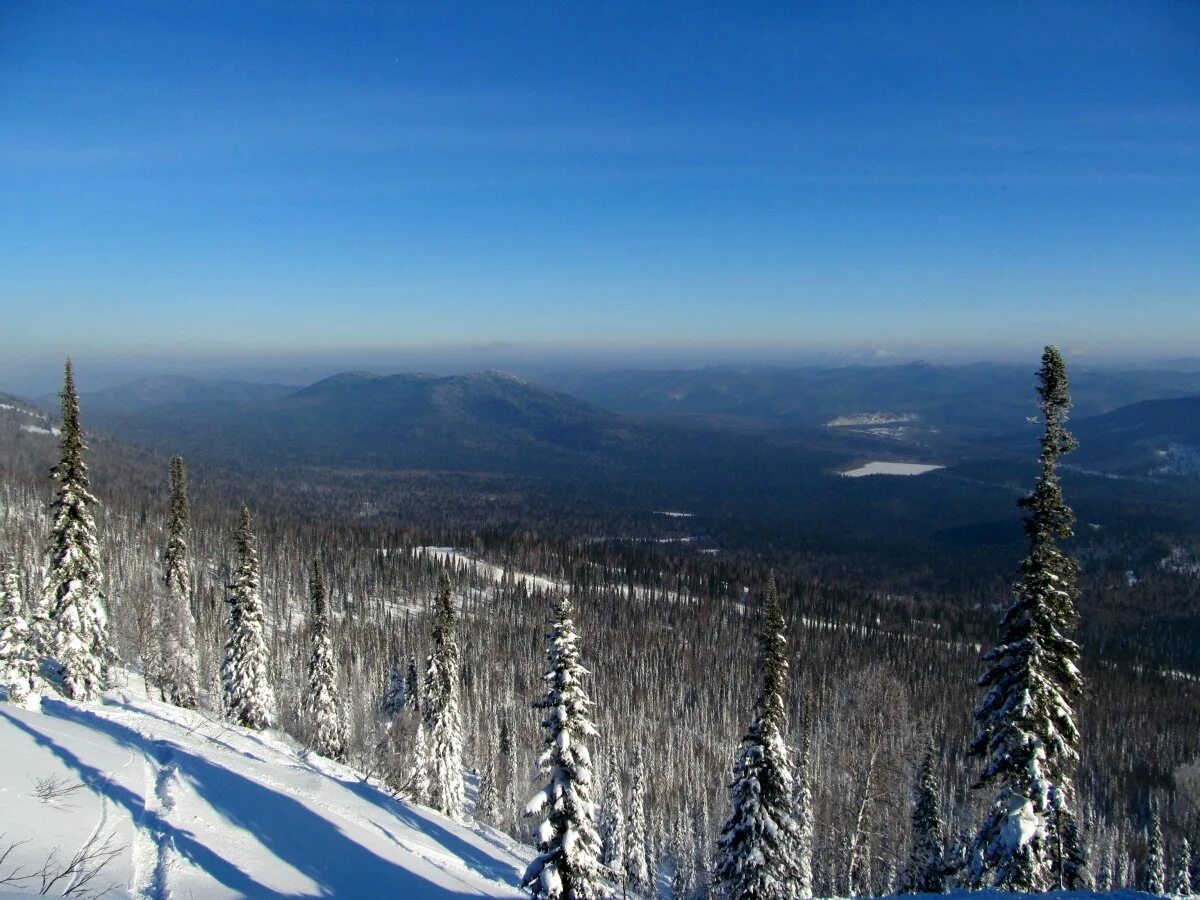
[36,829,122,897]
[0,835,33,886]
[33,775,86,806]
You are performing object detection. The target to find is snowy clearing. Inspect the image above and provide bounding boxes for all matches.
[0,677,528,899]
[417,546,562,594]
[825,412,918,427]
[840,461,945,478]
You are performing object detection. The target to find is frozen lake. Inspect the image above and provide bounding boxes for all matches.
[841,461,945,477]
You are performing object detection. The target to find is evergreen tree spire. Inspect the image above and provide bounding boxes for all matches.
[477,753,499,824]
[522,594,608,900]
[222,505,276,730]
[424,570,465,819]
[1144,800,1165,895]
[409,719,431,804]
[305,561,346,760]
[714,572,803,900]
[405,655,421,713]
[160,455,199,708]
[1175,837,1193,896]
[599,766,627,888]
[969,346,1088,892]
[0,557,40,704]
[625,757,651,896]
[792,707,814,900]
[899,739,948,894]
[380,660,408,721]
[43,360,113,700]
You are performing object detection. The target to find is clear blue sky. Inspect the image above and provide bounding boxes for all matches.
[1,1,1198,371]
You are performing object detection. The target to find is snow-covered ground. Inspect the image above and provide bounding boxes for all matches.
[825,412,918,427]
[417,547,561,594]
[0,677,528,898]
[841,461,945,478]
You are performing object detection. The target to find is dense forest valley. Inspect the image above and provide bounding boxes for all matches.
[1,359,1199,898]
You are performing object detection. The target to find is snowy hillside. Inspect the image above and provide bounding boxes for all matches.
[0,676,528,898]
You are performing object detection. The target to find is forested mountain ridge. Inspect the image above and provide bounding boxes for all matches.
[542,363,1200,434]
[12,368,1198,595]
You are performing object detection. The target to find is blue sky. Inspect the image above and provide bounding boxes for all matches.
[1,0,1198,376]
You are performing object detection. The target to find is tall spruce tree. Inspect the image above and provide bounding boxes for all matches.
[626,758,651,896]
[160,456,199,708]
[222,506,276,730]
[406,655,421,712]
[714,573,802,900]
[477,754,500,824]
[424,570,465,819]
[305,562,346,760]
[694,799,715,900]
[792,707,814,900]
[899,740,948,894]
[599,766,627,887]
[1175,838,1193,896]
[0,558,40,704]
[380,661,408,721]
[43,360,113,701]
[1144,800,1165,895]
[409,719,431,804]
[969,346,1087,891]
[522,594,608,900]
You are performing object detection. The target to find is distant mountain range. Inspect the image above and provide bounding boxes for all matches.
[541,361,1200,435]
[9,363,1199,555]
[1072,395,1200,477]
[65,371,632,476]
[22,363,1200,485]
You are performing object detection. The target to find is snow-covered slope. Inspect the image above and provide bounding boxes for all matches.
[0,677,528,898]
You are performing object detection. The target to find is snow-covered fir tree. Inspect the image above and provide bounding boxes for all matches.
[222,505,276,730]
[379,661,408,720]
[694,798,714,900]
[969,346,1088,892]
[792,712,814,900]
[409,719,431,804]
[305,562,346,760]
[1175,838,1193,896]
[713,573,803,900]
[499,708,516,832]
[626,758,651,896]
[477,754,499,824]
[599,766,626,886]
[1115,845,1130,890]
[405,655,421,711]
[899,740,948,894]
[43,360,114,701]
[648,806,663,897]
[522,594,608,900]
[670,816,696,900]
[0,557,40,704]
[160,455,199,708]
[1144,800,1165,895]
[424,570,465,819]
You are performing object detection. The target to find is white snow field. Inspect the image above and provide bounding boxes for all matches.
[0,678,527,898]
[840,461,945,478]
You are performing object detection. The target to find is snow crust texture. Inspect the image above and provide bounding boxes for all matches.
[0,677,528,898]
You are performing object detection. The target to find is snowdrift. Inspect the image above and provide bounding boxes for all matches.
[0,677,527,898]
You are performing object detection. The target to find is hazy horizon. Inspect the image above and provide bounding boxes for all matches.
[5,339,1200,398]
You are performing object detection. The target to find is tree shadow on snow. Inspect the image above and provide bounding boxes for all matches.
[339,778,525,886]
[1,703,513,899]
